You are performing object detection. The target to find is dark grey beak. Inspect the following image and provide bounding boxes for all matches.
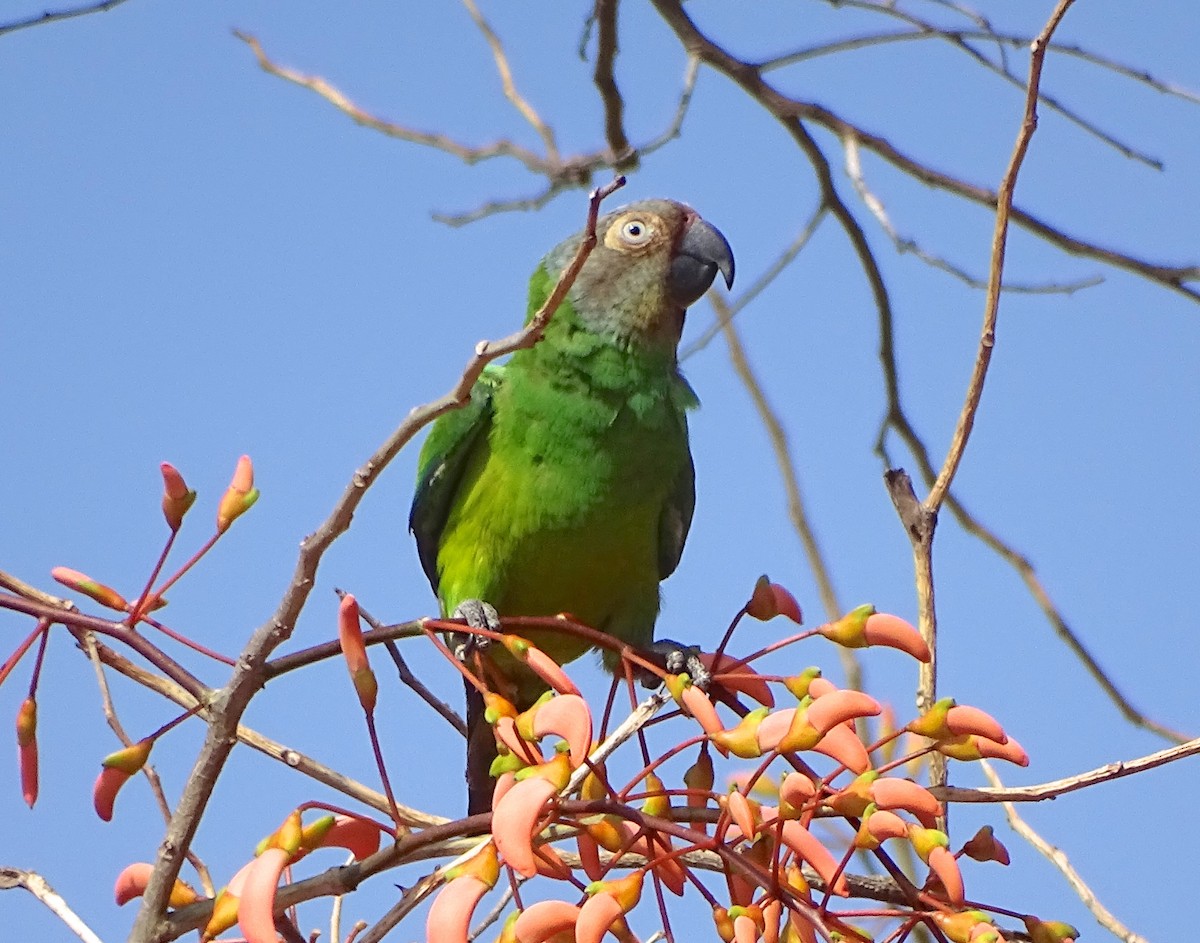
[668,216,735,307]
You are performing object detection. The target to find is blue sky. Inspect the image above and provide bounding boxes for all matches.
[2,2,1197,940]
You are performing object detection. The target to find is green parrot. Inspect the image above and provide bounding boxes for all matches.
[410,199,734,814]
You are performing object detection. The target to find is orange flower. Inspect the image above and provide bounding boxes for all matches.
[818,606,930,662]
[746,576,803,624]
[216,455,259,533]
[160,462,196,531]
[337,594,377,713]
[113,862,201,908]
[93,739,153,821]
[15,697,37,808]
[50,566,128,612]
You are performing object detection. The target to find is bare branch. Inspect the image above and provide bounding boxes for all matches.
[0,868,103,943]
[0,0,131,38]
[647,0,1200,303]
[843,135,1102,295]
[980,761,1149,943]
[937,734,1200,804]
[682,204,828,359]
[927,0,1077,512]
[460,0,559,161]
[591,0,635,168]
[711,294,862,693]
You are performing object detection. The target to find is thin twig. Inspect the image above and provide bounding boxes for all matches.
[0,0,131,38]
[592,0,635,167]
[682,204,828,359]
[0,868,103,943]
[927,0,1077,512]
[980,761,1148,943]
[937,734,1200,804]
[460,0,559,161]
[843,134,1102,295]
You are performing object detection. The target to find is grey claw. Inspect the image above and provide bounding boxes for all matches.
[644,638,711,690]
[449,599,500,661]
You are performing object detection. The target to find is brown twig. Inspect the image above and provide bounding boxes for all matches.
[0,0,131,38]
[927,0,1077,513]
[0,868,103,943]
[591,0,635,168]
[81,633,215,896]
[842,134,1102,295]
[936,734,1200,804]
[979,760,1148,943]
[460,0,559,161]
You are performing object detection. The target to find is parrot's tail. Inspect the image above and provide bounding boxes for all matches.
[465,679,498,815]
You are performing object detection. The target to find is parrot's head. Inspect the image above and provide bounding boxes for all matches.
[538,198,735,351]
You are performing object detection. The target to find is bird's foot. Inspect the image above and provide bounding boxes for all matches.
[449,599,501,661]
[641,638,711,690]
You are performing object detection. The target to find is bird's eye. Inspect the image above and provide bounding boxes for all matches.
[619,218,653,246]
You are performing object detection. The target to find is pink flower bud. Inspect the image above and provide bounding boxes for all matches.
[15,697,37,807]
[747,576,803,624]
[160,462,196,531]
[50,566,128,612]
[337,594,377,713]
[216,455,259,533]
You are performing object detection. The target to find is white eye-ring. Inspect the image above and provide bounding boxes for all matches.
[618,218,653,246]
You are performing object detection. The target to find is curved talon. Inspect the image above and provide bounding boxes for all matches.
[450,599,501,661]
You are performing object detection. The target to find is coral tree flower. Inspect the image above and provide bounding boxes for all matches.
[113,862,201,908]
[747,576,804,624]
[425,841,500,943]
[15,697,38,807]
[238,811,303,943]
[337,594,377,713]
[216,454,259,533]
[50,566,128,612]
[160,462,197,531]
[818,605,930,662]
[94,739,153,821]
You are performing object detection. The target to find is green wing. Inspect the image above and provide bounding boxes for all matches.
[657,442,694,580]
[657,376,698,580]
[409,365,503,592]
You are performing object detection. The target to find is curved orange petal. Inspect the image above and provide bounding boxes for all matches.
[576,892,624,943]
[726,790,758,841]
[805,690,881,735]
[425,875,489,943]
[863,613,930,662]
[811,723,871,774]
[779,821,847,895]
[734,912,763,943]
[699,653,775,708]
[114,863,154,906]
[93,766,133,822]
[513,900,581,943]
[681,684,725,738]
[864,809,908,843]
[531,694,593,769]
[926,844,965,905]
[944,705,1007,743]
[320,815,382,860]
[778,772,817,816]
[493,777,557,878]
[237,847,289,943]
[869,777,942,827]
